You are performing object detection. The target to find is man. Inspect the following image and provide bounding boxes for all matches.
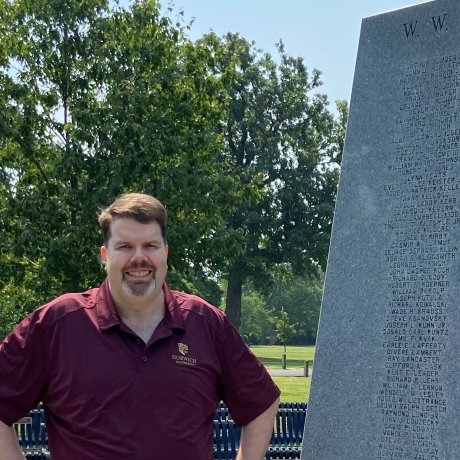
[0,193,280,460]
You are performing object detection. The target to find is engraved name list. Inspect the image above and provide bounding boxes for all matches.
[375,54,460,460]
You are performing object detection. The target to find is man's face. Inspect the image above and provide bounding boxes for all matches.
[100,218,168,303]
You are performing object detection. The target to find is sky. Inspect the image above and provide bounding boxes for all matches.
[165,0,429,108]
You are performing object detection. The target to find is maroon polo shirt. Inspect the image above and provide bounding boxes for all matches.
[0,279,280,460]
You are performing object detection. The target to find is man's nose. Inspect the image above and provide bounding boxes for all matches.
[130,247,148,263]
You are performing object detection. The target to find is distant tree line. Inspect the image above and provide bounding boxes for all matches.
[0,0,347,338]
[240,272,323,346]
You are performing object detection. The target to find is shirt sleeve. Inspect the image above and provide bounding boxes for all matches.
[0,310,50,425]
[217,316,280,427]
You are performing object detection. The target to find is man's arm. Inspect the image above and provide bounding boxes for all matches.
[236,397,280,460]
[0,419,25,460]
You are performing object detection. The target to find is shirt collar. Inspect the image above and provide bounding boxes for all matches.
[163,283,186,331]
[95,278,121,330]
[95,278,186,332]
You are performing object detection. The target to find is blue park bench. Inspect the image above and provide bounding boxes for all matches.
[15,402,308,460]
[14,406,49,460]
[214,402,307,460]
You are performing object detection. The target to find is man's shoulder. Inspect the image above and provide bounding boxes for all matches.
[2,287,102,344]
[33,287,100,326]
[169,290,226,324]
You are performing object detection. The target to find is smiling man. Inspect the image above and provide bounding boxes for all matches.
[99,207,170,344]
[0,193,280,460]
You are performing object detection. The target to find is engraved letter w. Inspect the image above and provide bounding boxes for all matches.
[432,14,447,31]
[404,21,418,38]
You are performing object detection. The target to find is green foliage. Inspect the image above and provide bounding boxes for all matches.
[239,274,322,346]
[0,262,41,339]
[267,273,323,345]
[240,284,274,345]
[275,309,298,355]
[198,33,345,328]
[0,1,346,339]
[0,0,246,331]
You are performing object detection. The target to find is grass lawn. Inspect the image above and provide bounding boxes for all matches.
[271,376,312,402]
[250,345,315,402]
[250,345,315,369]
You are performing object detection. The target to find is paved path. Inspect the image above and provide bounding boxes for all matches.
[268,368,309,377]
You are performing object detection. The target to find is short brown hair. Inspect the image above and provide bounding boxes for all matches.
[98,193,167,244]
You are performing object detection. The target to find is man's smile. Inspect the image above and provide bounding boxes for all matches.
[126,270,151,277]
[123,264,155,282]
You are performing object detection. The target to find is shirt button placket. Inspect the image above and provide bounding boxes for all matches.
[135,337,147,362]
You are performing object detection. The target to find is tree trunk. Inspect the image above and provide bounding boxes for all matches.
[225,265,245,330]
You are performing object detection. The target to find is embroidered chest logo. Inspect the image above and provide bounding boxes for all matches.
[178,342,188,356]
[172,342,197,366]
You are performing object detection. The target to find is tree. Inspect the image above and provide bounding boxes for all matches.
[276,308,298,352]
[275,308,298,369]
[240,282,275,345]
[199,32,346,328]
[267,272,323,345]
[0,0,113,335]
[0,0,247,332]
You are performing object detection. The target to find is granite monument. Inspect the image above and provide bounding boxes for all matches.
[302,1,460,459]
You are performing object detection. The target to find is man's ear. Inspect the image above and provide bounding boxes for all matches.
[164,244,169,257]
[100,246,107,263]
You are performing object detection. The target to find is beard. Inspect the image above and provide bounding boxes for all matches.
[121,263,157,297]
[121,277,156,297]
